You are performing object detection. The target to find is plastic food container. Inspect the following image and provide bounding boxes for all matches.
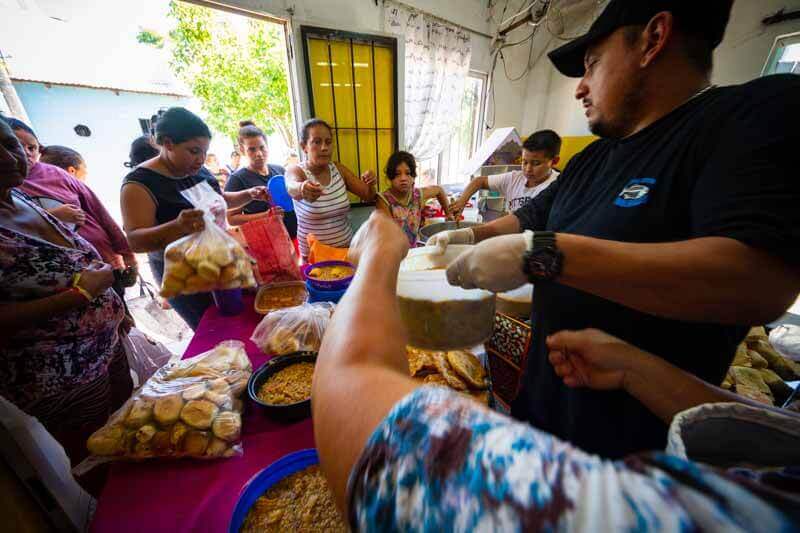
[254,281,309,314]
[306,280,347,304]
[228,448,319,533]
[398,246,496,351]
[247,352,316,422]
[302,260,355,291]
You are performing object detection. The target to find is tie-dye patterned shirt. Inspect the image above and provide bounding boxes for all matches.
[347,386,793,532]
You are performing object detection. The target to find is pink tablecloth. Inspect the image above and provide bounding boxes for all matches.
[91,295,315,533]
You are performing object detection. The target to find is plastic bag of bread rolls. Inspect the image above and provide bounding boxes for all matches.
[251,302,335,356]
[160,182,257,298]
[75,341,251,473]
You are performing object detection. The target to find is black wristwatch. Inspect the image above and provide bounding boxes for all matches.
[521,231,564,282]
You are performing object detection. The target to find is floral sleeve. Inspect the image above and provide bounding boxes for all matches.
[347,386,791,532]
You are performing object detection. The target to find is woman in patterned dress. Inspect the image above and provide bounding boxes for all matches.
[310,211,797,531]
[376,151,451,247]
[0,117,132,492]
[286,118,377,261]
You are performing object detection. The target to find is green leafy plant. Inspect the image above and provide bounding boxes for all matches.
[166,1,295,147]
[136,28,165,48]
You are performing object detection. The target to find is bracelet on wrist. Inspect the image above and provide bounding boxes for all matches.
[71,273,94,301]
[70,287,93,302]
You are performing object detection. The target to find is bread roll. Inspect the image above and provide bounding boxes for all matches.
[197,260,221,282]
[180,400,219,429]
[125,398,154,428]
[87,425,127,456]
[150,431,172,454]
[168,262,194,281]
[181,430,210,455]
[154,394,184,426]
[204,390,233,410]
[211,247,234,267]
[205,437,229,458]
[182,384,207,401]
[170,421,190,447]
[212,411,241,442]
[135,424,157,443]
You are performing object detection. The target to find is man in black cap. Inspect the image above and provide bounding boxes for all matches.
[432,0,800,457]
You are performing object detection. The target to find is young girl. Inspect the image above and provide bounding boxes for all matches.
[376,151,451,247]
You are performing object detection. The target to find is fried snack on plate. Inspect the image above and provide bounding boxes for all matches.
[406,347,438,377]
[422,373,449,387]
[446,350,487,389]
[433,352,468,390]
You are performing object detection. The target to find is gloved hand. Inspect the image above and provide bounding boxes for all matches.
[426,228,475,255]
[446,232,529,292]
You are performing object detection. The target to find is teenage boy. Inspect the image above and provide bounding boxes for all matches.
[450,129,562,216]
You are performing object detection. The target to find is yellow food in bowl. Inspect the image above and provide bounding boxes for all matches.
[308,265,354,281]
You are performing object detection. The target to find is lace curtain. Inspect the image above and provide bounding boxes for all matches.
[384,1,472,160]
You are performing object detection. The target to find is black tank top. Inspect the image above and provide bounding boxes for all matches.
[122,167,221,226]
[122,166,222,264]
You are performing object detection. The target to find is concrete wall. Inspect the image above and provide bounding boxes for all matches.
[13,81,188,222]
[211,1,800,150]
[516,0,800,138]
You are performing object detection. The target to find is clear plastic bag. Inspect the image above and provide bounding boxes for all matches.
[160,182,257,297]
[769,325,800,362]
[75,341,252,474]
[122,327,175,387]
[240,209,302,285]
[251,302,335,355]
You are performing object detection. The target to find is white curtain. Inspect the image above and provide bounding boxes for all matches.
[384,1,472,160]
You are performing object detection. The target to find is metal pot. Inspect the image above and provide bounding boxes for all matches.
[418,221,480,244]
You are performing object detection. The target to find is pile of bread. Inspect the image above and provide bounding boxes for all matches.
[723,327,800,406]
[161,230,257,297]
[406,346,490,405]
[87,341,251,461]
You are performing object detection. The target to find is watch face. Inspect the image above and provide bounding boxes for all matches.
[528,246,562,280]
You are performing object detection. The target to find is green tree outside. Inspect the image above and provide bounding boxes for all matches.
[159,1,295,148]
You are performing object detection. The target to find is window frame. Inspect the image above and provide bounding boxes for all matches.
[419,70,487,186]
[762,31,800,76]
[300,25,400,196]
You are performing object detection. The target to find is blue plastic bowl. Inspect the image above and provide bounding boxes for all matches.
[267,175,294,212]
[306,280,347,304]
[302,260,355,291]
[228,449,319,533]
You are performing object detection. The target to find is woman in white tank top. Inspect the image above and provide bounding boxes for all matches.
[286,119,377,260]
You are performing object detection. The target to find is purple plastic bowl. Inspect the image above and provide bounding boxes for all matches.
[302,260,355,291]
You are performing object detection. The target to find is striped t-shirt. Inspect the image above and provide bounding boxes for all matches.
[294,162,353,259]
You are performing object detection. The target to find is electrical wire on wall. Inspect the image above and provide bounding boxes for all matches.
[482,0,604,129]
[484,0,547,128]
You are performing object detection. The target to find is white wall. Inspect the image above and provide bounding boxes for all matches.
[712,0,800,85]
[517,0,800,137]
[215,0,800,143]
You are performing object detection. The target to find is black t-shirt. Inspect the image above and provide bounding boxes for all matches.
[122,167,222,263]
[224,164,297,239]
[511,74,800,458]
[224,164,285,213]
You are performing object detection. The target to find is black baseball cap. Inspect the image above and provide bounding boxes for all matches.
[548,0,733,78]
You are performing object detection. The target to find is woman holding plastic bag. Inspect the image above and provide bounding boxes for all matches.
[0,116,132,496]
[121,108,267,329]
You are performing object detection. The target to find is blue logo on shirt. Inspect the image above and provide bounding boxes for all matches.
[614,178,656,207]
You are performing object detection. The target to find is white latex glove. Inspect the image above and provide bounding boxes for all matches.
[426,228,475,255]
[446,232,530,292]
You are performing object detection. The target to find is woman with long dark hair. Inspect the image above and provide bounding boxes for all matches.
[120,107,268,329]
